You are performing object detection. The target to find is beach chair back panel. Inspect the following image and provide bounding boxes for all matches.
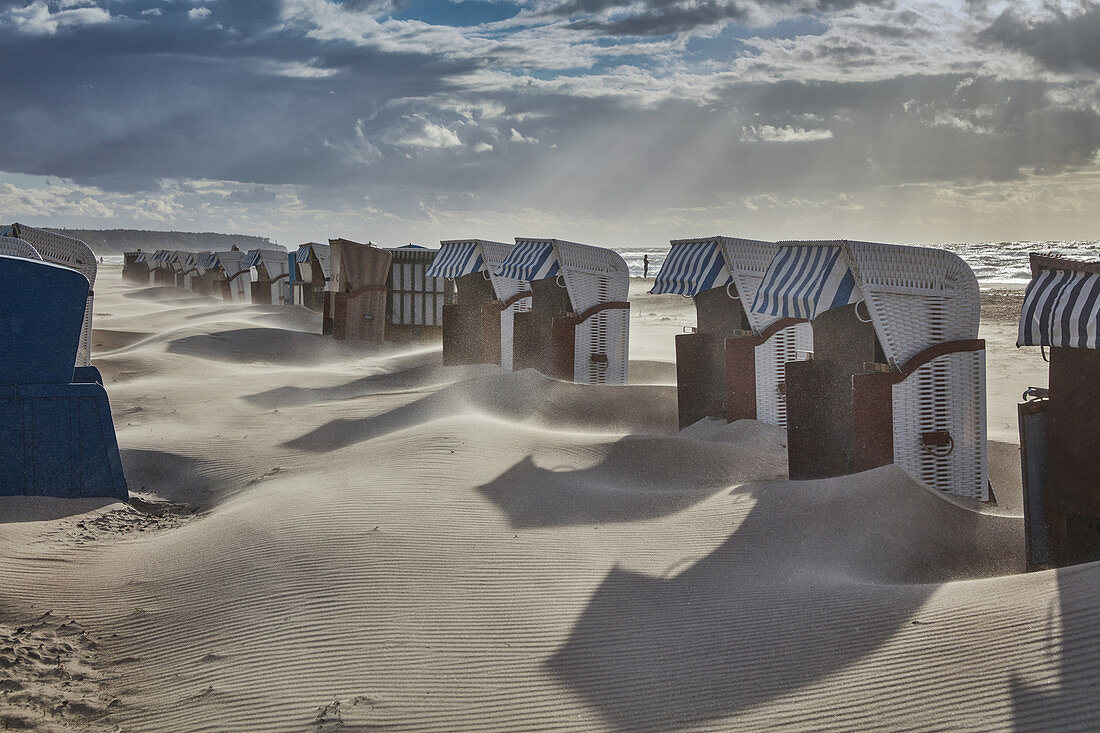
[719,238,784,334]
[553,241,629,314]
[11,224,96,367]
[574,307,629,384]
[891,350,988,500]
[0,236,41,260]
[481,241,527,303]
[846,241,979,367]
[753,321,813,428]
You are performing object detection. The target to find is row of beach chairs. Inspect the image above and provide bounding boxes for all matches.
[3,222,1090,572]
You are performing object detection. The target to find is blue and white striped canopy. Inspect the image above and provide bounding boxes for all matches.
[1018,267,1100,349]
[241,250,262,269]
[496,240,560,281]
[650,239,732,296]
[134,251,148,263]
[195,252,219,270]
[750,245,862,320]
[425,241,484,279]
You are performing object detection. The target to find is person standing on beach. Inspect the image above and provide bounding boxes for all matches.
[643,254,649,278]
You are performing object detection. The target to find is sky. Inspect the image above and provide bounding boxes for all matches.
[0,0,1098,248]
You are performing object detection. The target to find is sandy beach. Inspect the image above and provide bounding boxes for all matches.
[1,268,1088,732]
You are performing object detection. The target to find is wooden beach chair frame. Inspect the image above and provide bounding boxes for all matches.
[427,239,528,368]
[750,240,988,500]
[498,238,630,385]
[1017,253,1100,566]
[325,238,392,342]
[652,236,813,429]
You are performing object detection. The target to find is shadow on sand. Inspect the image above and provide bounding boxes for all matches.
[547,466,1023,731]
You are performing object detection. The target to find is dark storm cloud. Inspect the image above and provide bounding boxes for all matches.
[547,0,872,37]
[980,3,1100,73]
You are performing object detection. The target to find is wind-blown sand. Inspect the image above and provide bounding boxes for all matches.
[1,270,1092,731]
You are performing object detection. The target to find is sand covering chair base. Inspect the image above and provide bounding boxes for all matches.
[0,255,127,500]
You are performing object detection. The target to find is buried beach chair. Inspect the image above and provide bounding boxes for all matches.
[324,238,392,342]
[496,238,630,384]
[750,240,987,500]
[1017,253,1100,568]
[0,255,127,500]
[290,243,330,311]
[243,248,291,306]
[651,237,813,429]
[6,224,98,368]
[426,239,529,368]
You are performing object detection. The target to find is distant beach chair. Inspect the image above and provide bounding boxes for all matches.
[290,243,330,311]
[1017,253,1100,567]
[496,238,630,384]
[384,245,447,341]
[149,249,174,286]
[324,238,392,341]
[122,250,149,283]
[426,239,528,367]
[0,255,127,500]
[6,224,99,368]
[0,235,41,260]
[750,240,987,500]
[651,236,813,429]
[243,248,291,306]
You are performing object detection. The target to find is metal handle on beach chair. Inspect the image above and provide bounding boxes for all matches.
[921,430,954,458]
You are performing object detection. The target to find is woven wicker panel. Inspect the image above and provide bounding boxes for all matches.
[574,308,629,384]
[0,236,41,259]
[552,240,630,313]
[891,350,988,500]
[753,322,813,427]
[844,241,980,366]
[717,238,782,334]
[473,240,526,303]
[12,224,96,366]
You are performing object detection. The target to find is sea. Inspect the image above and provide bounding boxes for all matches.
[99,240,1100,288]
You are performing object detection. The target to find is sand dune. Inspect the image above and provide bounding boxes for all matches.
[1,269,1095,731]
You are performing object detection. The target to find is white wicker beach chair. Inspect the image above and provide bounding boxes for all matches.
[0,236,41,260]
[427,239,529,369]
[216,250,251,302]
[652,236,812,428]
[497,238,629,384]
[244,249,291,305]
[9,224,97,367]
[750,240,987,500]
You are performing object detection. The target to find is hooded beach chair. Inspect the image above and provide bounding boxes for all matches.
[749,240,987,500]
[1017,253,1100,567]
[122,250,149,283]
[384,245,446,340]
[243,248,291,305]
[0,255,127,500]
[652,237,813,429]
[6,224,99,368]
[148,249,173,286]
[216,250,251,302]
[290,243,330,311]
[323,238,392,341]
[0,235,41,260]
[426,239,528,368]
[496,238,630,384]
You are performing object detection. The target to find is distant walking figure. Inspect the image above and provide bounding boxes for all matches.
[643,254,649,278]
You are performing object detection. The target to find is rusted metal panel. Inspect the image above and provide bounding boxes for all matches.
[675,332,728,429]
[851,371,895,473]
[1019,397,1051,570]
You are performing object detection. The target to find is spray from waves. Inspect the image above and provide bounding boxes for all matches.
[614,240,1100,286]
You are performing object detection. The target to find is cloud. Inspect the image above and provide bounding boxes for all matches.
[187,6,211,21]
[980,3,1100,73]
[2,0,112,34]
[741,124,833,142]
